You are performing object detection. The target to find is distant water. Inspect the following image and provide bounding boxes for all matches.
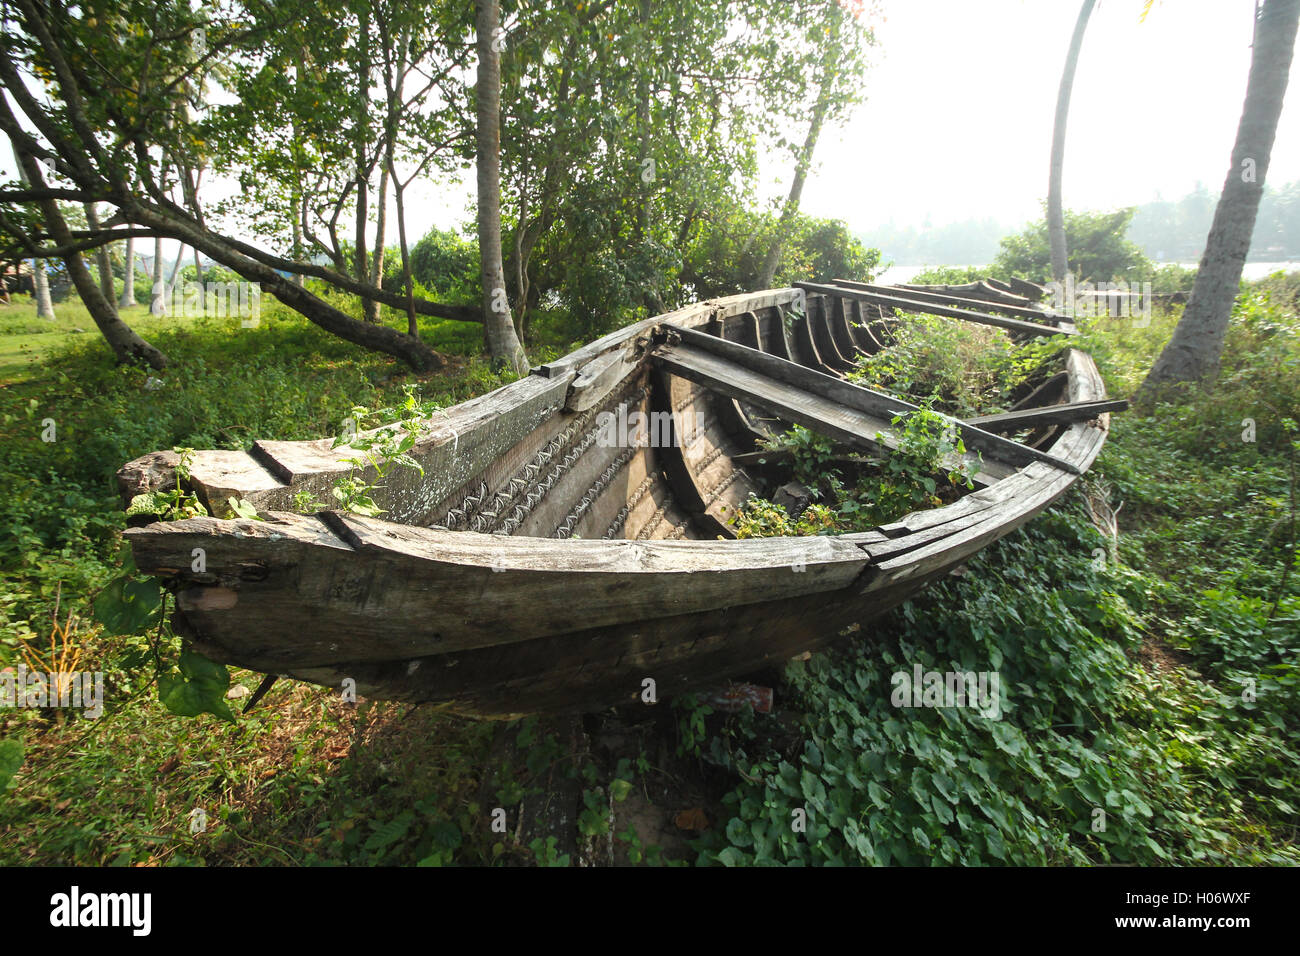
[875,261,1300,285]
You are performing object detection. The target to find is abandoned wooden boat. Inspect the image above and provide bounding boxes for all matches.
[118,280,1122,717]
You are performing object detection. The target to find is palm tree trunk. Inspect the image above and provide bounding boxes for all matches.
[151,236,166,315]
[32,257,54,319]
[476,0,528,374]
[118,235,136,308]
[372,161,388,311]
[1141,0,1300,392]
[355,2,378,324]
[83,203,117,305]
[1048,0,1097,285]
[10,138,55,319]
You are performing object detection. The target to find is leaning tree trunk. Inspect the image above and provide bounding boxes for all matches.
[16,182,165,367]
[758,83,830,290]
[476,0,528,375]
[759,7,843,291]
[118,234,136,308]
[165,241,186,298]
[127,203,443,371]
[64,244,167,368]
[1048,0,1097,285]
[1141,0,1300,393]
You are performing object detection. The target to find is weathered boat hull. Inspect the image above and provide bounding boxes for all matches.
[121,285,1111,717]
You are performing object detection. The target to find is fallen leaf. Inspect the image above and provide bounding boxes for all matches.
[674,807,709,831]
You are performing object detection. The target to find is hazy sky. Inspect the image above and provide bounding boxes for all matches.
[800,0,1300,232]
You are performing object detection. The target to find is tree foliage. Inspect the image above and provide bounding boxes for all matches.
[0,0,880,366]
[994,208,1153,284]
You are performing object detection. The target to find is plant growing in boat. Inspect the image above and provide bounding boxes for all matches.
[296,386,433,517]
[871,406,980,518]
[731,497,840,538]
[849,313,1036,417]
[734,408,981,537]
[124,447,207,521]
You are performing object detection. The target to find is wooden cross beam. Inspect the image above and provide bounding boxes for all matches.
[652,325,1084,480]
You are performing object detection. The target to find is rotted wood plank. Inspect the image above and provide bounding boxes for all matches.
[792,297,838,375]
[758,306,794,360]
[566,349,643,412]
[811,298,857,372]
[966,399,1128,433]
[898,278,1042,306]
[1009,371,1068,412]
[828,296,867,361]
[128,509,873,673]
[794,281,1068,339]
[119,371,575,524]
[652,340,1011,486]
[831,279,1067,324]
[658,327,1082,477]
[282,569,908,717]
[535,288,809,381]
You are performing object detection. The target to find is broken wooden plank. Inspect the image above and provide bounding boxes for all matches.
[659,326,1082,476]
[652,339,1012,486]
[966,399,1129,433]
[567,349,641,412]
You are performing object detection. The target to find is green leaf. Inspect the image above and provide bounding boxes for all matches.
[346,496,384,517]
[126,491,170,517]
[0,739,23,790]
[715,846,746,867]
[990,722,1025,756]
[609,778,634,803]
[227,497,262,520]
[94,574,163,636]
[428,819,462,851]
[726,817,754,848]
[158,650,235,723]
[867,781,890,809]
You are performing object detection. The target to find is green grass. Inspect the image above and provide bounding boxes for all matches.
[0,291,532,865]
[0,300,201,384]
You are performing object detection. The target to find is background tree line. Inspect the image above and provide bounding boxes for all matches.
[865,181,1300,268]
